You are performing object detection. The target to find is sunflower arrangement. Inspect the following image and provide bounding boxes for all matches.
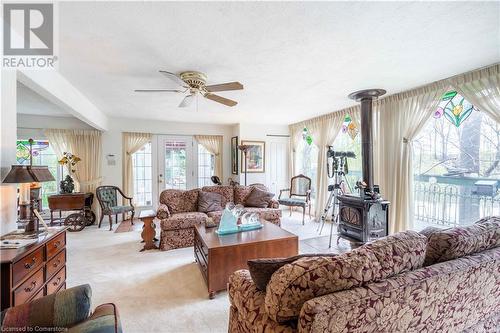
[58,152,81,173]
[58,152,81,193]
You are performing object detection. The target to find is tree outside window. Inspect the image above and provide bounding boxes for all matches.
[413,92,499,228]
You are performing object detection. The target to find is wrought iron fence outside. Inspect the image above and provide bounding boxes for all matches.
[414,181,500,227]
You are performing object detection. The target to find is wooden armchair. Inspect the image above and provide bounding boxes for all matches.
[278,174,312,224]
[96,186,135,231]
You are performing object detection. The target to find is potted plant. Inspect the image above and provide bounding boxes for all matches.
[58,152,81,194]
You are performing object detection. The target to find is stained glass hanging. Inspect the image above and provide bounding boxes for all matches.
[16,140,49,164]
[434,91,476,127]
[342,114,359,140]
[347,120,359,140]
[302,127,313,145]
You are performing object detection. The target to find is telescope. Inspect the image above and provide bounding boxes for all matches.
[326,147,356,159]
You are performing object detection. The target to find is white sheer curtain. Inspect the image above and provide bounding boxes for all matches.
[448,63,500,123]
[122,132,152,197]
[44,129,103,213]
[44,129,69,172]
[288,125,303,179]
[289,106,359,218]
[313,109,357,218]
[194,135,224,179]
[374,82,449,233]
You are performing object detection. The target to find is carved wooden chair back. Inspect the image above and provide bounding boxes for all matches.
[290,174,312,198]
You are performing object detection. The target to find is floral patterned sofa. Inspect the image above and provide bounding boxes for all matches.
[157,185,281,251]
[228,216,500,332]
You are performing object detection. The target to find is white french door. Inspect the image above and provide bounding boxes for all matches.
[156,135,197,191]
[266,137,289,198]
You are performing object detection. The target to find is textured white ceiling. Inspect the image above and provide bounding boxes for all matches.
[17,82,71,117]
[58,1,500,125]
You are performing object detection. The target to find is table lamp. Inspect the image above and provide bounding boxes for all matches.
[2,139,55,233]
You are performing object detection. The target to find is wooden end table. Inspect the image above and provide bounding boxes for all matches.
[139,209,158,252]
[194,221,298,299]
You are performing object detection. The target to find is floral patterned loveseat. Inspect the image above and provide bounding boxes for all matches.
[228,216,500,332]
[157,185,281,251]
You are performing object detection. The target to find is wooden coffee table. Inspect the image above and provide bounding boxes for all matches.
[194,221,298,299]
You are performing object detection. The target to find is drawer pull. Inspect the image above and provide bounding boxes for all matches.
[52,277,62,286]
[53,240,62,248]
[24,281,37,293]
[24,257,37,269]
[52,259,61,268]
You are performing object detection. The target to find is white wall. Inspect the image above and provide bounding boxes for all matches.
[1,70,18,233]
[17,114,94,139]
[17,70,108,131]
[237,123,290,188]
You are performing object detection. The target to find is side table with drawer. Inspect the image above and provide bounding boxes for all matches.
[1,227,67,311]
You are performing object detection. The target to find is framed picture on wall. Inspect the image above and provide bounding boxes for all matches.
[231,136,239,175]
[241,140,265,173]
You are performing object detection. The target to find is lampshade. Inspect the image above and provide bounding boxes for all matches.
[2,165,55,183]
[237,144,252,153]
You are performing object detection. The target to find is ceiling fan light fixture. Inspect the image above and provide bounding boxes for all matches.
[136,70,243,108]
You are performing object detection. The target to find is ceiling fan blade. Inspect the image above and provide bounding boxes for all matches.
[134,89,184,93]
[204,93,238,107]
[205,82,243,92]
[159,70,187,87]
[179,94,195,108]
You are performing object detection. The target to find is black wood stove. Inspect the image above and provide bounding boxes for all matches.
[337,89,390,243]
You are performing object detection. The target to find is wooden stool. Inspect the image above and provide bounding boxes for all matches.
[139,209,158,252]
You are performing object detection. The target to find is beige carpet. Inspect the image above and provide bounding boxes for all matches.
[67,225,230,333]
[66,212,347,333]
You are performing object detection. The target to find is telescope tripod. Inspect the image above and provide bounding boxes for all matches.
[317,158,352,248]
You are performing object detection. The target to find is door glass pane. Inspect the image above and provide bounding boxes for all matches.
[132,142,152,207]
[198,144,214,187]
[165,140,187,190]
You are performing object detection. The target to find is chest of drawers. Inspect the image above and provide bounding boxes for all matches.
[1,228,67,311]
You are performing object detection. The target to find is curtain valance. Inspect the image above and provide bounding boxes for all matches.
[194,135,224,180]
[447,63,500,123]
[44,129,103,213]
[122,132,152,198]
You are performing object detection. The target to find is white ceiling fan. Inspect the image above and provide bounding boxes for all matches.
[135,70,243,108]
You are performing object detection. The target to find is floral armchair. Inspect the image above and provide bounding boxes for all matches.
[96,186,135,231]
[1,284,122,333]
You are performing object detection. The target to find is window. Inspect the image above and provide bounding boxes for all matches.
[330,130,362,194]
[198,144,215,187]
[132,142,152,206]
[16,139,60,207]
[413,91,500,229]
[164,140,188,190]
[295,139,319,200]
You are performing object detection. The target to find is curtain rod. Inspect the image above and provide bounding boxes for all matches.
[18,128,226,137]
[18,127,47,130]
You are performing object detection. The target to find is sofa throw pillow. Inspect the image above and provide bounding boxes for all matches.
[159,189,199,214]
[245,187,274,208]
[419,226,444,238]
[201,185,234,207]
[264,231,427,323]
[198,191,223,213]
[424,216,500,266]
[248,254,338,291]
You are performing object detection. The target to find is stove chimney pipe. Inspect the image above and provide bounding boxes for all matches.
[348,89,386,196]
